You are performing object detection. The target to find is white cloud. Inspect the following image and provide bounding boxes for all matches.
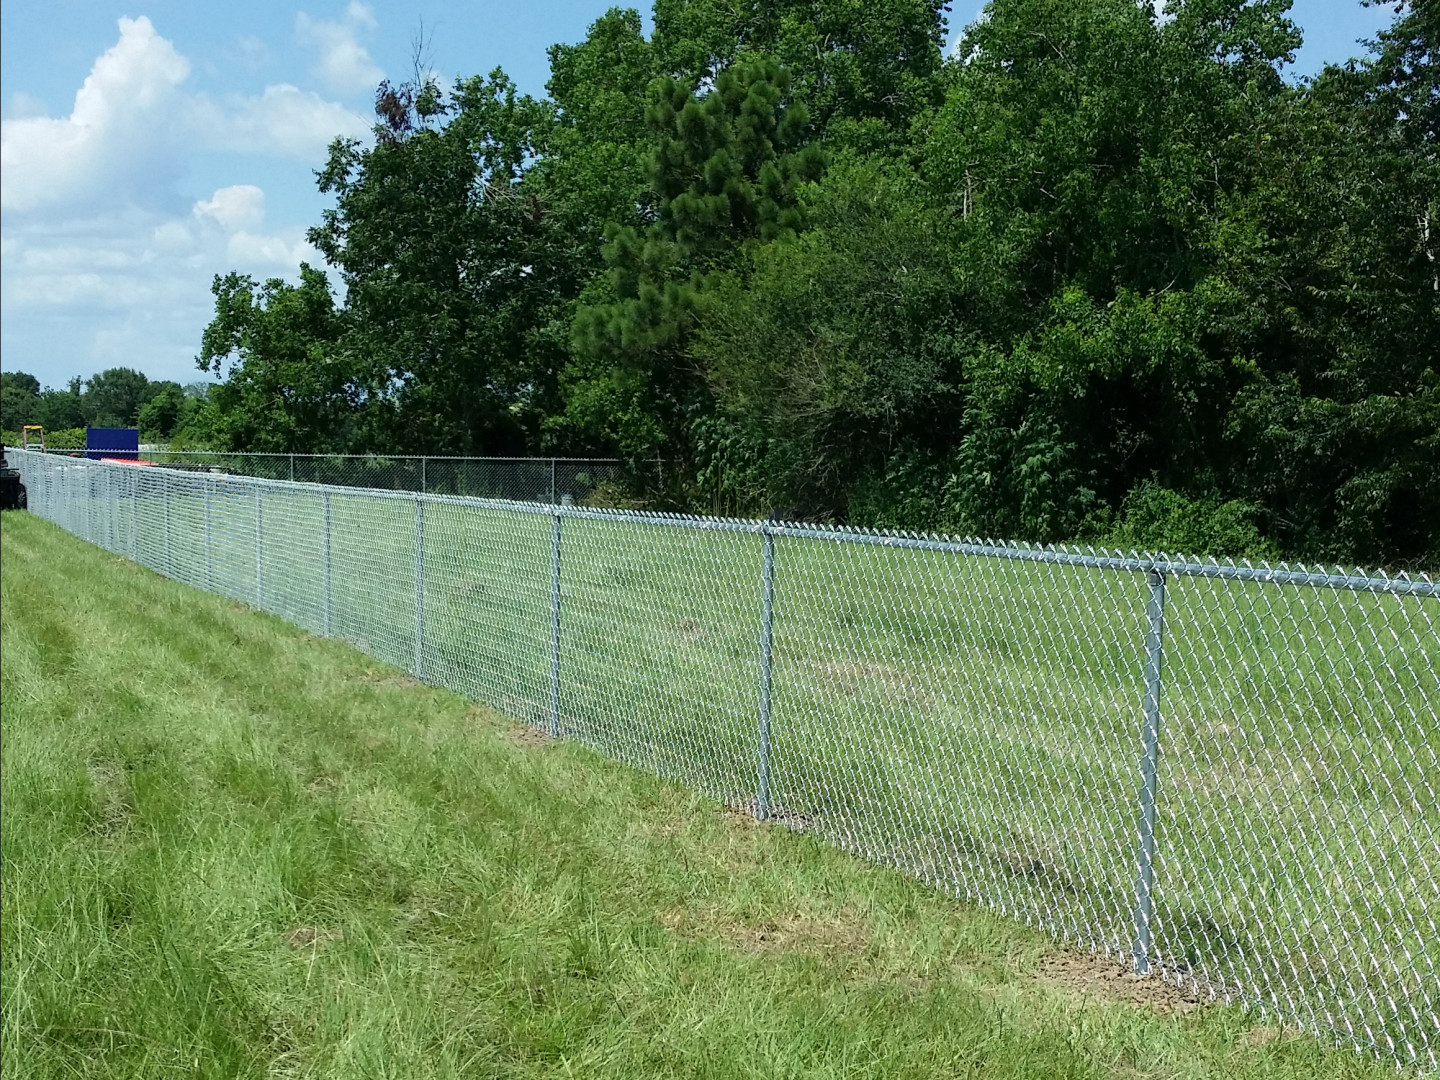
[0,17,369,216]
[6,92,52,120]
[1,17,190,214]
[6,197,319,313]
[0,18,348,385]
[233,34,272,72]
[296,3,384,94]
[226,229,317,266]
[2,201,323,383]
[204,84,370,158]
[194,185,267,232]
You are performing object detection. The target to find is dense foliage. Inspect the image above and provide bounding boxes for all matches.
[21,0,1438,565]
[2,368,214,444]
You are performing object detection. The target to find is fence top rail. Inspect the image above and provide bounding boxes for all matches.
[140,451,625,463]
[15,448,1436,598]
[11,446,622,464]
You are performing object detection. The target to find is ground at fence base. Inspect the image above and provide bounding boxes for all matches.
[1034,952,1204,1015]
[3,511,1423,1080]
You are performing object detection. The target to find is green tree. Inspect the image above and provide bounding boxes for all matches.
[2,372,42,433]
[36,379,87,432]
[540,8,659,251]
[569,57,824,460]
[198,266,349,451]
[81,368,154,428]
[1205,0,1440,564]
[182,0,1437,565]
[137,382,186,439]
[651,0,948,148]
[693,158,959,517]
[307,71,577,454]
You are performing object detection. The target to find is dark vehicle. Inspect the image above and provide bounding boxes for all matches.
[1,448,27,511]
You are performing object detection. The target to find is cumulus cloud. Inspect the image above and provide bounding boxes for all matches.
[296,3,384,94]
[233,34,272,72]
[6,92,52,120]
[1,17,190,214]
[0,16,370,216]
[6,192,319,313]
[3,194,323,382]
[194,185,267,232]
[0,17,351,384]
[205,83,371,158]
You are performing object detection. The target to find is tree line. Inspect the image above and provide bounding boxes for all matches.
[16,0,1440,566]
[1,369,210,446]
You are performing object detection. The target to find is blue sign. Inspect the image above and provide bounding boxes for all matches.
[85,427,140,461]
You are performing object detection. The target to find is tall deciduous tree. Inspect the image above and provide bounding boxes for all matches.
[197,266,349,450]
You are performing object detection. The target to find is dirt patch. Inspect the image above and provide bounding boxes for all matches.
[723,800,814,833]
[809,659,931,707]
[282,926,340,950]
[1035,950,1206,1014]
[85,763,133,838]
[674,617,708,642]
[305,769,340,797]
[501,723,555,749]
[399,892,455,934]
[662,907,870,955]
[1237,1024,1300,1049]
[718,804,763,832]
[356,670,418,690]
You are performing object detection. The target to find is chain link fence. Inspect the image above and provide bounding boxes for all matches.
[8,447,1437,1070]
[121,450,630,504]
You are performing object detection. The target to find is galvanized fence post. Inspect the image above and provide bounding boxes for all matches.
[289,453,296,483]
[550,459,557,504]
[548,509,562,737]
[131,471,139,562]
[204,477,213,591]
[414,496,426,679]
[322,490,332,637]
[255,485,264,608]
[107,466,116,551]
[163,477,172,574]
[1133,566,1168,975]
[421,456,427,494]
[756,524,776,820]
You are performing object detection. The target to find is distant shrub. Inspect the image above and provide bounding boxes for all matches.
[41,428,87,450]
[1100,482,1278,561]
[3,427,85,450]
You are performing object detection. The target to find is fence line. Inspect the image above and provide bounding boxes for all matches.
[8,447,1437,1070]
[36,448,634,504]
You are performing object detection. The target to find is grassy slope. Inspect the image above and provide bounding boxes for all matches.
[0,511,1401,1079]
[35,462,1439,1048]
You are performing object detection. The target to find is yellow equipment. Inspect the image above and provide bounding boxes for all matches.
[21,425,44,450]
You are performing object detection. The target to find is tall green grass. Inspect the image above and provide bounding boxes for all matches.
[15,456,1440,1068]
[2,510,1412,1078]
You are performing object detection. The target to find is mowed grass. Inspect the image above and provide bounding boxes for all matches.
[21,461,1440,1065]
[0,511,1409,1079]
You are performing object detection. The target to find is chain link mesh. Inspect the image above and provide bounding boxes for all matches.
[8,447,1437,1070]
[118,450,629,504]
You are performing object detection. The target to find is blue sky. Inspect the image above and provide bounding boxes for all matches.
[1,0,1395,390]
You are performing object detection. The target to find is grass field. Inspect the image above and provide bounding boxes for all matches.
[16,456,1440,1063]
[1,509,1419,1078]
